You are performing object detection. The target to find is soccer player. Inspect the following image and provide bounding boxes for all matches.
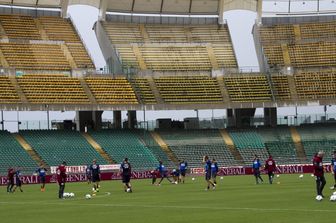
[12,169,23,193]
[265,155,276,184]
[151,169,160,185]
[313,151,326,198]
[211,159,219,185]
[330,152,336,190]
[36,165,47,192]
[171,168,180,184]
[85,164,92,184]
[6,167,15,193]
[90,159,100,192]
[179,160,188,184]
[120,158,132,192]
[252,155,264,184]
[156,161,173,185]
[203,156,216,190]
[56,161,67,199]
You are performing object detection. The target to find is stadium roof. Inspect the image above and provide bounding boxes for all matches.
[0,0,259,15]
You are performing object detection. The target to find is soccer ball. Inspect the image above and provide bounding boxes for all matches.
[311,174,315,177]
[330,195,336,202]
[299,174,304,179]
[69,193,75,198]
[220,177,224,180]
[126,188,131,193]
[191,177,195,181]
[276,175,280,178]
[85,194,92,199]
[316,195,323,201]
[333,191,336,195]
[63,192,69,198]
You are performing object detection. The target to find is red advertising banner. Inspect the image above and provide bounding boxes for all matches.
[0,164,331,186]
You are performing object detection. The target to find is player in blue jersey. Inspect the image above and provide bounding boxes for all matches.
[120,158,132,192]
[90,159,100,192]
[12,169,23,192]
[211,159,219,185]
[36,165,47,192]
[203,156,216,190]
[156,161,173,185]
[330,152,336,190]
[171,168,180,184]
[252,155,264,184]
[179,160,188,184]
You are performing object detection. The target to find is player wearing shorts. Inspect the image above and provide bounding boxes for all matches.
[156,161,173,185]
[120,158,132,192]
[203,156,215,190]
[90,159,100,192]
[211,159,219,185]
[171,169,180,184]
[13,169,23,192]
[313,151,326,197]
[265,155,276,184]
[179,160,188,184]
[252,155,263,184]
[36,166,47,192]
[56,161,66,199]
[330,152,336,190]
[6,168,14,193]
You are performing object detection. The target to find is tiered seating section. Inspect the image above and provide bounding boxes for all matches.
[85,77,138,104]
[89,130,158,170]
[297,125,336,162]
[129,78,157,104]
[0,75,20,103]
[259,20,336,68]
[294,70,336,100]
[20,130,107,166]
[102,22,237,71]
[159,130,237,168]
[0,14,94,70]
[17,74,90,104]
[1,126,336,172]
[271,75,291,101]
[0,131,37,174]
[154,75,223,104]
[0,43,71,70]
[224,75,272,102]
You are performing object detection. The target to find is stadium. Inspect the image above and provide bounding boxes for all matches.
[0,0,336,222]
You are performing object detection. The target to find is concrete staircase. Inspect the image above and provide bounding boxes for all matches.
[34,18,49,40]
[79,78,97,104]
[0,48,9,67]
[219,129,244,164]
[147,77,164,104]
[150,131,179,163]
[14,134,48,167]
[82,133,115,164]
[290,127,307,162]
[287,75,299,101]
[60,44,77,69]
[8,76,28,103]
[216,77,231,104]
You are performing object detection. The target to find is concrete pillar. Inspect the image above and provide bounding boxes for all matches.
[113,111,122,129]
[218,0,225,24]
[264,107,277,127]
[227,108,256,128]
[257,0,263,24]
[61,0,69,18]
[76,111,103,132]
[98,0,108,21]
[127,110,137,129]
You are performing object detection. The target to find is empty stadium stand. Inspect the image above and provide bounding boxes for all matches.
[154,75,223,104]
[0,131,37,174]
[17,74,90,104]
[89,130,158,170]
[20,130,107,166]
[158,130,237,167]
[101,22,237,71]
[0,14,94,71]
[224,74,273,102]
[85,76,138,104]
[129,78,157,104]
[271,75,291,101]
[294,70,336,100]
[0,75,21,103]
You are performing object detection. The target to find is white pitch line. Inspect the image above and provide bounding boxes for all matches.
[0,199,334,213]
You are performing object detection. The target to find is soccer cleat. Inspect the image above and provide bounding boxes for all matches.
[330,186,335,190]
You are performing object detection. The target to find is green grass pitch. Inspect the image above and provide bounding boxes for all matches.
[1,174,336,223]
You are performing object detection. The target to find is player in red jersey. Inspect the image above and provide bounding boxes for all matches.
[313,151,326,198]
[56,161,67,199]
[265,155,276,184]
[6,168,15,193]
